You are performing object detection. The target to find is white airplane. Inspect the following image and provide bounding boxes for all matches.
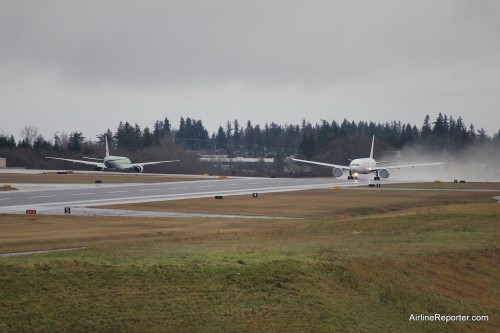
[292,136,445,180]
[46,137,179,173]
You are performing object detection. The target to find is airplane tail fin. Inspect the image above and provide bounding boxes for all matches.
[370,135,375,159]
[105,136,110,157]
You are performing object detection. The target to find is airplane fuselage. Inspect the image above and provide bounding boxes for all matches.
[104,156,132,170]
[349,158,376,175]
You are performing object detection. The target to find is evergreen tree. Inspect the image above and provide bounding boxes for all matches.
[316,120,333,153]
[233,119,241,147]
[177,117,186,142]
[299,132,316,159]
[468,124,476,142]
[163,117,172,135]
[433,113,447,137]
[215,126,227,149]
[455,117,468,142]
[33,134,50,150]
[400,124,415,146]
[493,129,500,141]
[68,132,85,152]
[477,128,487,142]
[0,134,16,149]
[97,129,114,146]
[244,121,254,147]
[421,115,432,137]
[115,121,142,150]
[225,121,233,142]
[143,127,154,148]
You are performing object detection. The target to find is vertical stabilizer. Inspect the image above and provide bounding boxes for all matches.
[105,136,110,157]
[370,135,375,159]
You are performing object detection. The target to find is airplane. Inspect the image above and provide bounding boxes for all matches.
[46,137,179,173]
[292,135,445,180]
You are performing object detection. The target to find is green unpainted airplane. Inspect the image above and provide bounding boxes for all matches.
[46,137,179,173]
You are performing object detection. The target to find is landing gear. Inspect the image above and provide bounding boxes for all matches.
[347,172,358,180]
[373,170,380,181]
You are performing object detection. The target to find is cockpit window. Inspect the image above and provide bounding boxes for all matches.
[352,163,359,166]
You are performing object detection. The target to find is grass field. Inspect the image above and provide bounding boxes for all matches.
[380,181,500,190]
[0,172,207,184]
[0,186,499,332]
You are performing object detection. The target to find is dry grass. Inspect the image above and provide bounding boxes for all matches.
[0,214,292,254]
[2,188,498,255]
[0,172,206,184]
[379,181,500,190]
[101,187,500,218]
[1,187,499,332]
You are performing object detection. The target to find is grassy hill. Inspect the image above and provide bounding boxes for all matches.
[1,186,498,332]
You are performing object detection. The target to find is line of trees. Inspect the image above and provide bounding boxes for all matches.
[1,113,499,172]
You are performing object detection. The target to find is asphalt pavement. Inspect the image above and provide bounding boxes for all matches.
[0,176,374,214]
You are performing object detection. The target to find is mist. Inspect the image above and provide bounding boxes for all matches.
[386,142,500,182]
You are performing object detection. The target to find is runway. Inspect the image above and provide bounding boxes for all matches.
[0,176,377,214]
[2,172,498,215]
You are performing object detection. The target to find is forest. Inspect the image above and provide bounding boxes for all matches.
[1,113,499,176]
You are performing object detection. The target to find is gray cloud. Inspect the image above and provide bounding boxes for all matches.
[1,1,499,138]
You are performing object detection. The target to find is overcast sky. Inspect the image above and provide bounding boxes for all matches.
[1,0,499,141]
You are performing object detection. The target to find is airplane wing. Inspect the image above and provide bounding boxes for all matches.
[372,162,446,171]
[291,158,350,170]
[45,157,105,169]
[116,160,180,171]
[376,160,400,164]
[135,160,180,166]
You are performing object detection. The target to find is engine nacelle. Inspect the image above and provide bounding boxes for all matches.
[332,167,343,178]
[133,165,144,173]
[379,168,390,179]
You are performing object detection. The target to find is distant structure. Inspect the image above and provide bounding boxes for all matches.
[0,158,6,168]
[199,155,274,164]
[199,155,274,174]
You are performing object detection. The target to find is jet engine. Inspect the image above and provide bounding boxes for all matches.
[379,168,390,179]
[133,165,144,173]
[332,167,343,178]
